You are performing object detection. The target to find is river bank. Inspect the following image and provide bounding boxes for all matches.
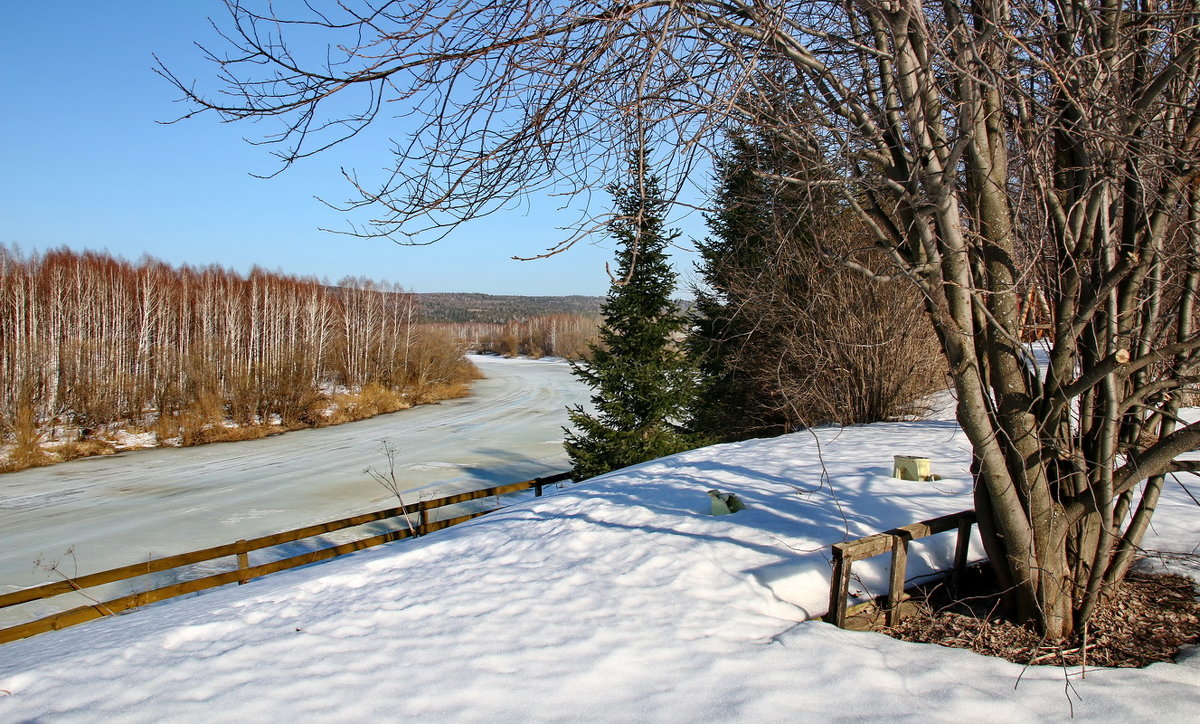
[0,366,482,475]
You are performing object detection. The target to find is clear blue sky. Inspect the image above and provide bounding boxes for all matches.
[0,3,705,296]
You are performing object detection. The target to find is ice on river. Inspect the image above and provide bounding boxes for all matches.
[0,356,588,618]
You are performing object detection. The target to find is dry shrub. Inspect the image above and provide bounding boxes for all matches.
[473,314,600,359]
[262,364,322,427]
[54,438,117,462]
[322,383,412,426]
[173,391,229,447]
[153,412,183,445]
[299,396,335,426]
[3,400,51,472]
[716,243,945,433]
[410,380,474,405]
[198,425,274,444]
[224,370,261,427]
[358,382,411,415]
[406,328,483,395]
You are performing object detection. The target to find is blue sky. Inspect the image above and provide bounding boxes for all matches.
[0,3,706,296]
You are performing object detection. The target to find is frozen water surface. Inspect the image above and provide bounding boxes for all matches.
[0,356,586,613]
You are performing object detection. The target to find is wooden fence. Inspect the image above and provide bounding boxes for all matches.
[0,471,572,646]
[825,510,977,628]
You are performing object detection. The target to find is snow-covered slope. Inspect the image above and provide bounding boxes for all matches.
[1,420,1198,721]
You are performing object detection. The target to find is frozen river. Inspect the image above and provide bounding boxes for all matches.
[0,356,587,609]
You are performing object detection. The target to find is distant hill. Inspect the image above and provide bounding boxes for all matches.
[416,293,605,324]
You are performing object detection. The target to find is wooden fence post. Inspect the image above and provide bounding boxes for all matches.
[951,515,972,594]
[828,543,850,629]
[886,533,909,627]
[236,540,249,585]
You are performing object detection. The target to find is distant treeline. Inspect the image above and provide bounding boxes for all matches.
[416,292,604,324]
[0,246,476,469]
[437,314,601,360]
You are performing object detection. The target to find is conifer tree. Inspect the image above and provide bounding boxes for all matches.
[564,159,698,480]
[688,134,781,440]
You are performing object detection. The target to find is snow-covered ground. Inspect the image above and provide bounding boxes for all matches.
[2,408,1198,721]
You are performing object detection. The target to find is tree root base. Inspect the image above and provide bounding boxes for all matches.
[878,563,1200,668]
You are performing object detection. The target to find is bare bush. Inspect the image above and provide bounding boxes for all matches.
[722,245,944,430]
[472,314,600,360]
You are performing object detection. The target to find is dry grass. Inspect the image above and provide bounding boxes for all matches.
[0,367,483,474]
[0,433,118,473]
[320,383,413,426]
[53,438,117,461]
[2,401,51,472]
[193,425,277,445]
[410,380,475,405]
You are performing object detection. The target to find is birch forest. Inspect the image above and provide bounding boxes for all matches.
[0,245,476,469]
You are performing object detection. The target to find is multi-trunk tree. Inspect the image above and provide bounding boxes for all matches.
[564,161,697,479]
[171,0,1200,639]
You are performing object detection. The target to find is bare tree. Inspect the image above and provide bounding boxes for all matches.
[166,0,1200,639]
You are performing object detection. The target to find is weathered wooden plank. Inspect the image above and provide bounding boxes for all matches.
[421,480,536,509]
[237,502,421,552]
[833,510,976,567]
[0,526,418,645]
[892,510,972,540]
[838,533,893,561]
[0,604,109,644]
[0,540,245,610]
[0,474,568,611]
[0,503,415,610]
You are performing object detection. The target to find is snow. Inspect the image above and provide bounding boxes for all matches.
[2,415,1199,721]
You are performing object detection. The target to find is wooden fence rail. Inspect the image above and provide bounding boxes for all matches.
[0,471,572,646]
[825,510,976,629]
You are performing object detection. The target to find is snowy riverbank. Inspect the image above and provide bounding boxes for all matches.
[2,411,1198,721]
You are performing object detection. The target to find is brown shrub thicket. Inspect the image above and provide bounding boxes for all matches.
[695,211,946,438]
[723,247,945,431]
[0,246,477,469]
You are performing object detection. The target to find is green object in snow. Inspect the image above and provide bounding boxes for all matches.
[708,489,746,515]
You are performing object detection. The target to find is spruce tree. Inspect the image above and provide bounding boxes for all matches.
[564,160,698,480]
[688,134,778,440]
